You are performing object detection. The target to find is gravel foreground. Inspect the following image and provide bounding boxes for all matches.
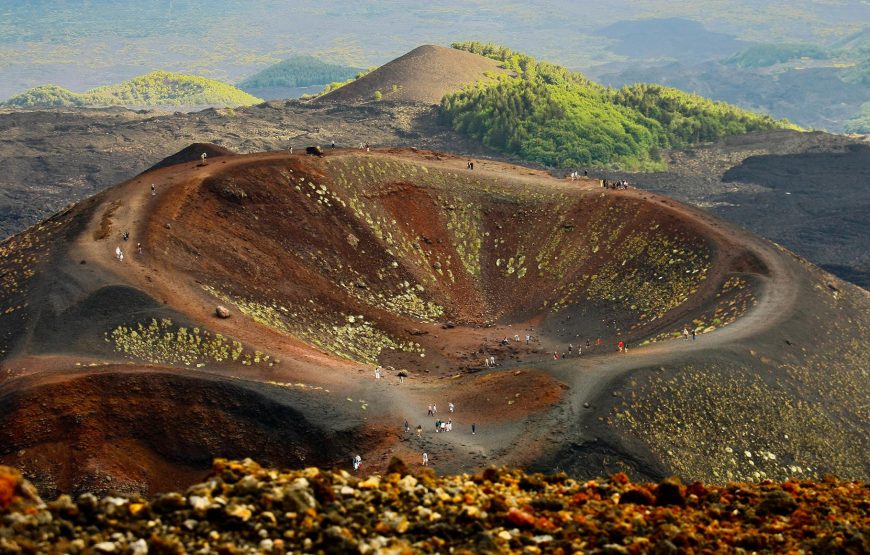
[1,459,867,554]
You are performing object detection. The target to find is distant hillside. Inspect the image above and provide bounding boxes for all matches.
[597,18,747,63]
[315,44,506,104]
[3,71,262,108]
[238,55,363,94]
[237,55,367,100]
[441,42,794,170]
[726,43,829,68]
[845,102,870,134]
[595,48,868,133]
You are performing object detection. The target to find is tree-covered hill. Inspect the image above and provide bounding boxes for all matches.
[237,55,362,91]
[3,71,262,108]
[441,42,796,169]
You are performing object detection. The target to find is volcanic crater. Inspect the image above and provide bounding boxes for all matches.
[0,146,866,495]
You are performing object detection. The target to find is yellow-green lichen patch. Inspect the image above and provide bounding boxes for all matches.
[641,275,756,344]
[610,363,867,483]
[202,285,424,364]
[445,201,483,277]
[107,318,269,367]
[350,283,444,322]
[550,221,711,318]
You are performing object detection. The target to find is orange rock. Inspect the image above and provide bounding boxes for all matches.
[506,507,537,528]
[0,466,19,510]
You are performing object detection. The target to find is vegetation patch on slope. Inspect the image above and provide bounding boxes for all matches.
[3,71,262,108]
[441,42,795,169]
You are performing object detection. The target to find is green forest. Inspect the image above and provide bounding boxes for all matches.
[441,42,796,169]
[3,71,262,108]
[238,55,363,91]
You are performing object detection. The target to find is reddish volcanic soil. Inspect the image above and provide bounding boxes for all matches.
[0,145,867,496]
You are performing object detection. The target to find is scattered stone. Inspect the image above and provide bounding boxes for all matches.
[620,487,655,505]
[129,539,148,555]
[0,465,44,514]
[655,477,685,506]
[756,490,797,516]
[386,456,410,476]
[215,305,231,318]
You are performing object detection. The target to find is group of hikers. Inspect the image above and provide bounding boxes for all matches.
[373,365,407,383]
[112,179,159,262]
[384,402,477,471]
[568,169,588,180]
[603,179,630,190]
[114,228,142,262]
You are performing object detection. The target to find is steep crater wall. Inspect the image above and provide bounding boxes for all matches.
[149,152,765,366]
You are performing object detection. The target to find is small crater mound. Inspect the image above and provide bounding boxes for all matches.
[0,371,359,497]
[146,143,236,173]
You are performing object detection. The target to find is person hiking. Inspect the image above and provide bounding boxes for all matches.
[151,184,156,196]
[427,405,433,416]
[683,327,690,340]
[404,420,410,433]
[416,425,422,437]
[472,423,476,435]
[618,340,625,352]
[448,402,454,413]
[691,329,696,341]
[422,452,429,466]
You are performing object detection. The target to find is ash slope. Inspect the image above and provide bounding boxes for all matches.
[315,44,507,104]
[0,147,867,497]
